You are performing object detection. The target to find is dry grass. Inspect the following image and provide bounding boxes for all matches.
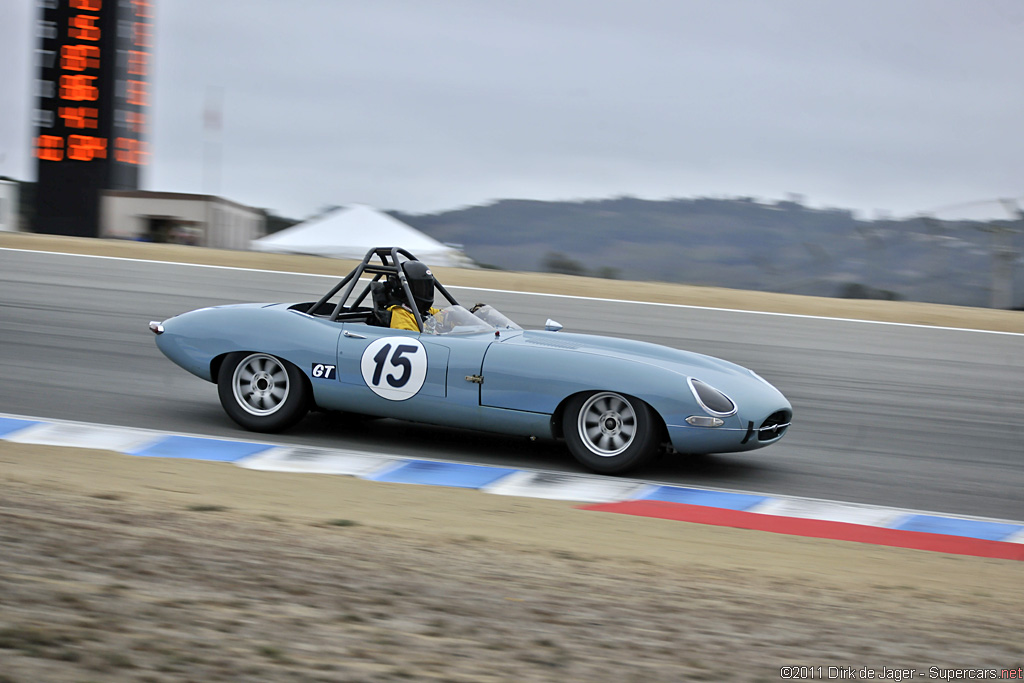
[0,443,1020,682]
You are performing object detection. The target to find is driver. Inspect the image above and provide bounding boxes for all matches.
[388,261,441,331]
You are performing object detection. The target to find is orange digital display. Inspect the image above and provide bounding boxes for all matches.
[60,44,100,70]
[59,106,99,128]
[130,0,153,18]
[127,50,147,76]
[126,79,148,106]
[37,135,65,161]
[132,21,153,48]
[59,74,99,101]
[114,137,149,165]
[67,134,108,161]
[35,0,151,167]
[69,14,101,41]
[125,110,146,134]
[36,0,152,236]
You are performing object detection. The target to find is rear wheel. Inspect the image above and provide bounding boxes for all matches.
[217,352,308,432]
[563,391,659,474]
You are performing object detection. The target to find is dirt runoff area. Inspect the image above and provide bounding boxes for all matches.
[1,233,1022,682]
[1,444,1021,683]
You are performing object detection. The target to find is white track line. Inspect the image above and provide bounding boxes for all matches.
[3,246,1022,337]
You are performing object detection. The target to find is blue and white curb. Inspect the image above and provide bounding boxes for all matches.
[2,412,1022,547]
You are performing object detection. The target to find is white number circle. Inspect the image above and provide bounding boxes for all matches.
[359,337,428,401]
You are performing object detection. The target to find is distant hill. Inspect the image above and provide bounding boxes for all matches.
[394,196,1024,309]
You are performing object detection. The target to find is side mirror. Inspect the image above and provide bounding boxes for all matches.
[544,319,563,332]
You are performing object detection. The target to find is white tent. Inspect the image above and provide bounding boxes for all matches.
[253,204,471,267]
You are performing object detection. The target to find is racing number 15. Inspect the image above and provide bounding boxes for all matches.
[360,337,427,401]
[370,343,418,388]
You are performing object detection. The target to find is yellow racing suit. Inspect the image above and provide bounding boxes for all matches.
[388,305,441,331]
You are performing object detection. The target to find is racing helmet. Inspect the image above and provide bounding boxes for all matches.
[401,260,435,314]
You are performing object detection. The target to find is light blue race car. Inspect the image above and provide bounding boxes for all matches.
[149,247,791,474]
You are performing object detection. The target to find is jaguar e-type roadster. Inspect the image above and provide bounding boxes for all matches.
[149,247,791,474]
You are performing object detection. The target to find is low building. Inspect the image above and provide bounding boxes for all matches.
[99,190,265,249]
[0,179,20,232]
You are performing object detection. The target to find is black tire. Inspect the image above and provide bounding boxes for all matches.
[217,352,308,432]
[563,391,659,474]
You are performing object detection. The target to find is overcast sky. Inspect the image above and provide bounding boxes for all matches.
[2,0,1023,220]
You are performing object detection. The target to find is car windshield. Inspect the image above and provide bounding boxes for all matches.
[422,304,522,335]
[422,306,495,335]
[470,304,522,330]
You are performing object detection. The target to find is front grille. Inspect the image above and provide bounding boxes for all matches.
[757,410,791,441]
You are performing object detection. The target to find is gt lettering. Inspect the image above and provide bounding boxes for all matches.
[311,363,336,380]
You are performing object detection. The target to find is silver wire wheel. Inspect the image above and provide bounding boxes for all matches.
[577,391,637,457]
[563,391,659,474]
[231,353,291,416]
[218,352,309,432]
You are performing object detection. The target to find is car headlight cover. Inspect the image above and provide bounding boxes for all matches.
[688,378,737,417]
[686,415,724,427]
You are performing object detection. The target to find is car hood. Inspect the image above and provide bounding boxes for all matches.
[508,330,753,379]
[479,328,788,421]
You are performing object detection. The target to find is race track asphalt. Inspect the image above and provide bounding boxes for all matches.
[2,248,1021,520]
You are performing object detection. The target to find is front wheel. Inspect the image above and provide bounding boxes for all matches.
[217,352,308,432]
[562,391,659,474]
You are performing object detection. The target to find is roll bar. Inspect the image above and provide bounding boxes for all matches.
[309,247,460,332]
